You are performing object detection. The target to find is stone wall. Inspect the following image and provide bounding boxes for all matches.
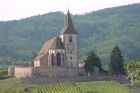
[8,66,85,78]
[14,66,32,78]
[9,66,130,84]
[21,76,130,84]
[8,66,15,76]
[34,67,85,77]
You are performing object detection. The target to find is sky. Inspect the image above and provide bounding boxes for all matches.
[0,0,140,21]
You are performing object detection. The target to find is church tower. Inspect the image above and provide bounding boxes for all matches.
[60,10,78,68]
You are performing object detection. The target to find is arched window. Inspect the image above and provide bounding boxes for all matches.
[62,53,65,67]
[51,53,55,66]
[56,53,61,66]
[69,36,73,42]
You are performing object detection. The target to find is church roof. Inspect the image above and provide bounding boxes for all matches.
[50,36,64,49]
[35,36,64,60]
[60,10,77,35]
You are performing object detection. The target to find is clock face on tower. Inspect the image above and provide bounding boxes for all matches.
[67,43,74,51]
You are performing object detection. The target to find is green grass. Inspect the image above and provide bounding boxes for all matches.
[0,77,139,93]
[0,78,37,93]
[0,68,7,76]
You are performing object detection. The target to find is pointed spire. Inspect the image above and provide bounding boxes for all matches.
[60,10,77,34]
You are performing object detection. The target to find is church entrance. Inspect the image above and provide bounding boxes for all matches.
[51,53,55,66]
[56,53,61,66]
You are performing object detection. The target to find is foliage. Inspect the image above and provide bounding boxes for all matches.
[84,51,102,74]
[127,57,140,85]
[109,46,125,75]
[0,4,140,65]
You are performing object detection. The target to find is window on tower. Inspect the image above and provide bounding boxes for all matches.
[69,36,73,42]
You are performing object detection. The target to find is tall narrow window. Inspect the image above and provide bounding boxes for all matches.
[69,36,73,42]
[51,53,55,66]
[56,53,61,66]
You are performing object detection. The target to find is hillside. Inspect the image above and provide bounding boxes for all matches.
[0,3,140,65]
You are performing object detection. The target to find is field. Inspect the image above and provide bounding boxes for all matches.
[32,81,130,93]
[0,68,140,93]
[0,68,7,76]
[0,77,139,93]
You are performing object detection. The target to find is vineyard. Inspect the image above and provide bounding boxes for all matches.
[0,67,139,93]
[0,77,139,93]
[0,68,140,93]
[31,81,130,93]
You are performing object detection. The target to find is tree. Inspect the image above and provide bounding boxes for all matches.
[127,59,140,85]
[84,51,102,75]
[109,46,125,75]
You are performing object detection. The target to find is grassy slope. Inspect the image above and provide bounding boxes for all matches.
[0,77,139,93]
[32,81,130,93]
[0,78,37,93]
[0,68,7,76]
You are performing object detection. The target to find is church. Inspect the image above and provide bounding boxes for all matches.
[34,10,79,68]
[8,10,83,78]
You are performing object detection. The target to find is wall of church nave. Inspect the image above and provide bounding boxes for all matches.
[34,54,49,67]
[40,54,49,66]
[48,49,66,67]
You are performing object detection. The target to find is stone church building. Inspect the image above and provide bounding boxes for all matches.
[34,10,78,68]
[8,11,84,78]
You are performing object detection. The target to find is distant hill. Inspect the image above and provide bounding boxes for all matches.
[0,3,140,65]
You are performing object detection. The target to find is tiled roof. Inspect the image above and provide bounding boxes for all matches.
[50,36,64,49]
[35,36,64,60]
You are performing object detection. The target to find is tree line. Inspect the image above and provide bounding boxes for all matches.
[84,45,125,76]
[0,3,140,65]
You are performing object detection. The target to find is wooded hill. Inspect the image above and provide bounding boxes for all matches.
[0,3,140,65]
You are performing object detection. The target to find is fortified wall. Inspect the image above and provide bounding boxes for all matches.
[8,66,85,78]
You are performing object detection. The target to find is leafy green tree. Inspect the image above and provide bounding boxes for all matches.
[84,51,102,75]
[127,59,140,85]
[109,46,125,75]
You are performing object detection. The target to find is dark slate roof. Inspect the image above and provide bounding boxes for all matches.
[60,10,77,35]
[50,36,64,49]
[35,36,64,60]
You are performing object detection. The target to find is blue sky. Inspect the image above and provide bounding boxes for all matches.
[0,0,140,21]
